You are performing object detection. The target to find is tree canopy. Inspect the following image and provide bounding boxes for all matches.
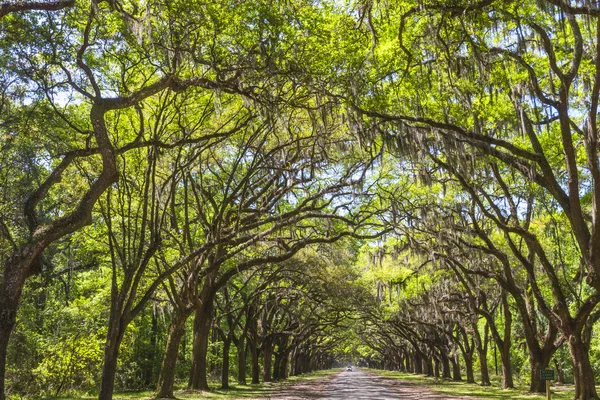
[3,1,600,400]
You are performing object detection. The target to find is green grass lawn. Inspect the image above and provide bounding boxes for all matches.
[366,368,577,400]
[42,370,338,400]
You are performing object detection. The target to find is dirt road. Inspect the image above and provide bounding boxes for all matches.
[269,368,480,399]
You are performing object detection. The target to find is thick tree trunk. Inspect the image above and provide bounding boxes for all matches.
[450,354,462,381]
[528,348,553,393]
[237,340,247,385]
[413,351,423,374]
[289,349,297,377]
[405,352,413,373]
[247,305,260,384]
[0,319,14,400]
[262,340,274,382]
[0,254,36,400]
[278,352,289,379]
[155,312,189,399]
[499,343,514,389]
[189,300,214,390]
[441,353,451,379]
[99,311,127,400]
[250,341,260,384]
[464,354,474,383]
[478,348,491,386]
[424,356,433,377]
[221,338,231,389]
[474,323,491,386]
[568,332,598,400]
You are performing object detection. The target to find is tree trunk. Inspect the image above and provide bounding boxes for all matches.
[279,352,289,379]
[0,255,34,400]
[189,299,214,390]
[99,311,127,400]
[554,358,565,385]
[0,317,14,400]
[424,356,433,377]
[475,323,491,386]
[250,340,260,384]
[499,341,514,389]
[464,353,474,383]
[528,348,554,393]
[221,337,231,389]
[237,339,247,385]
[413,351,423,374]
[155,312,189,399]
[405,352,413,373]
[262,339,274,382]
[451,354,462,381]
[441,353,451,379]
[500,293,514,389]
[478,348,491,386]
[289,349,297,376]
[568,332,598,400]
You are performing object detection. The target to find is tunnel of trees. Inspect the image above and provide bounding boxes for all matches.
[3,1,600,400]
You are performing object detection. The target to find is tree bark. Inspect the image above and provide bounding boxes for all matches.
[0,256,30,400]
[237,339,247,385]
[499,342,514,389]
[528,345,555,393]
[567,332,598,400]
[250,340,260,384]
[98,308,128,400]
[155,312,189,399]
[441,352,451,379]
[262,339,274,382]
[464,353,474,383]
[450,354,462,381]
[413,351,423,374]
[189,297,214,390]
[424,356,433,377]
[221,337,231,389]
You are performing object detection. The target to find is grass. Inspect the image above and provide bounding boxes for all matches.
[366,368,578,400]
[40,370,339,400]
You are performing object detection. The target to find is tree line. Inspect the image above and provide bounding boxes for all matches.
[5,1,600,400]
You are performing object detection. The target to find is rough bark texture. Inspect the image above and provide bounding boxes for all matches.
[451,355,462,381]
[221,338,231,389]
[250,341,260,384]
[568,333,598,400]
[98,322,126,400]
[464,354,474,383]
[412,351,422,374]
[262,339,274,382]
[189,302,213,390]
[0,255,31,400]
[440,353,451,379]
[155,313,188,399]
[478,349,491,386]
[237,340,247,385]
[528,346,554,393]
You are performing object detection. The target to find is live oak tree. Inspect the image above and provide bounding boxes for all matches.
[341,0,600,398]
[0,1,270,398]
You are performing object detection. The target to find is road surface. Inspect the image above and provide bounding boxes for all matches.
[269,368,478,399]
